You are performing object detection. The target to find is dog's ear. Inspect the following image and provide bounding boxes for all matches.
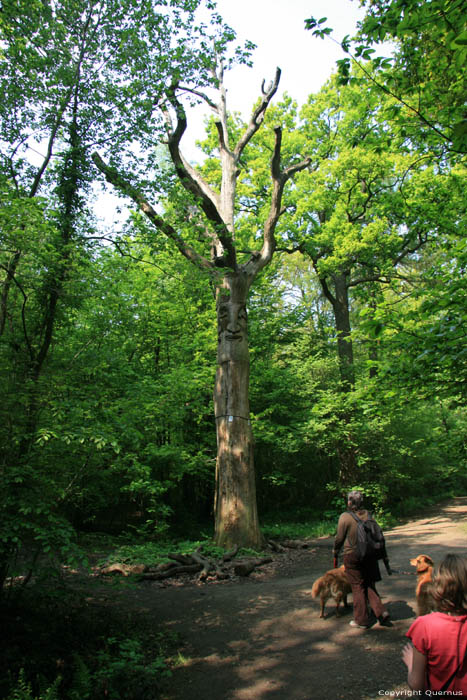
[415,555,435,572]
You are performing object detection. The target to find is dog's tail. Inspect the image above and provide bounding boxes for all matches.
[311,577,324,598]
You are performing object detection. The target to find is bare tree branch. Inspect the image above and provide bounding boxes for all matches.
[164,84,236,267]
[246,127,311,275]
[214,119,229,152]
[318,274,337,306]
[234,68,281,160]
[178,85,218,111]
[29,88,74,197]
[91,153,213,272]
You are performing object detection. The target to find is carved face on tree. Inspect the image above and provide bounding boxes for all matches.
[217,299,248,363]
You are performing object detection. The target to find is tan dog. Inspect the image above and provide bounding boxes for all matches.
[410,554,435,616]
[311,565,352,618]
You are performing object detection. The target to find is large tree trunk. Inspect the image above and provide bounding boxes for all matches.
[213,271,263,548]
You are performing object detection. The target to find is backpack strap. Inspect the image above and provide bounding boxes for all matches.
[348,510,364,523]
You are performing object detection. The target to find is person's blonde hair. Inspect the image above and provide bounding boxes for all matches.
[432,554,467,614]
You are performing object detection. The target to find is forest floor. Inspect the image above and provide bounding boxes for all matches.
[87,496,467,700]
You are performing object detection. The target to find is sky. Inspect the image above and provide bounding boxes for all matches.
[214,0,365,111]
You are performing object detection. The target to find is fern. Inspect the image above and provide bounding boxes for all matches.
[7,670,61,700]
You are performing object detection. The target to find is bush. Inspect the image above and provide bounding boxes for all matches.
[0,585,175,700]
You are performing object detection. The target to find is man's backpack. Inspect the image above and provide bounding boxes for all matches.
[348,511,386,561]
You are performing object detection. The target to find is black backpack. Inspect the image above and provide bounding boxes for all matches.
[349,511,386,561]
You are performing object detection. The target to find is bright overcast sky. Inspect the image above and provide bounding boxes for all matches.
[216,0,365,109]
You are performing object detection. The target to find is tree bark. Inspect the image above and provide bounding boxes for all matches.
[319,271,355,392]
[332,273,355,391]
[213,271,262,548]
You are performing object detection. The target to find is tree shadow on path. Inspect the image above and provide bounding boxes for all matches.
[129,497,467,700]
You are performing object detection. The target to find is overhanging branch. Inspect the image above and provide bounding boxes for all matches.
[91,153,213,272]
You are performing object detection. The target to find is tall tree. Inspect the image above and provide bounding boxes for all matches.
[0,0,235,587]
[93,64,310,547]
[251,73,463,483]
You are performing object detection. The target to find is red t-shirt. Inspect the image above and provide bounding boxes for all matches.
[407,612,467,693]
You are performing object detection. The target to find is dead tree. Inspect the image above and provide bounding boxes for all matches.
[99,546,273,582]
[92,63,310,549]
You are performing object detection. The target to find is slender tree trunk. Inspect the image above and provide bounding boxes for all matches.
[368,290,379,379]
[368,343,378,379]
[318,270,357,484]
[213,271,263,548]
[0,250,21,336]
[331,273,355,392]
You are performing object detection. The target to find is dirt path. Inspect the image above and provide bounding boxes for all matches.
[112,497,467,700]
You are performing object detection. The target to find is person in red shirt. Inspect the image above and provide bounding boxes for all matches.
[403,553,467,694]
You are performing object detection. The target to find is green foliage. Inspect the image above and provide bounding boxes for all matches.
[261,515,336,541]
[92,636,171,700]
[306,0,467,153]
[0,220,218,584]
[242,217,465,515]
[365,229,467,397]
[6,670,61,700]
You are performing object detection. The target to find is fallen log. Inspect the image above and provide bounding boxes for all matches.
[168,553,193,565]
[267,540,287,553]
[234,557,273,577]
[282,539,311,549]
[100,545,274,583]
[100,563,147,576]
[154,561,179,573]
[140,563,202,580]
[190,551,215,581]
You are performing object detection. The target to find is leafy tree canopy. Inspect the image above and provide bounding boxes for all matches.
[305,0,467,154]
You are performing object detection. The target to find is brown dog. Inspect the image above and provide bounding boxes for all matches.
[311,565,352,618]
[410,554,435,616]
